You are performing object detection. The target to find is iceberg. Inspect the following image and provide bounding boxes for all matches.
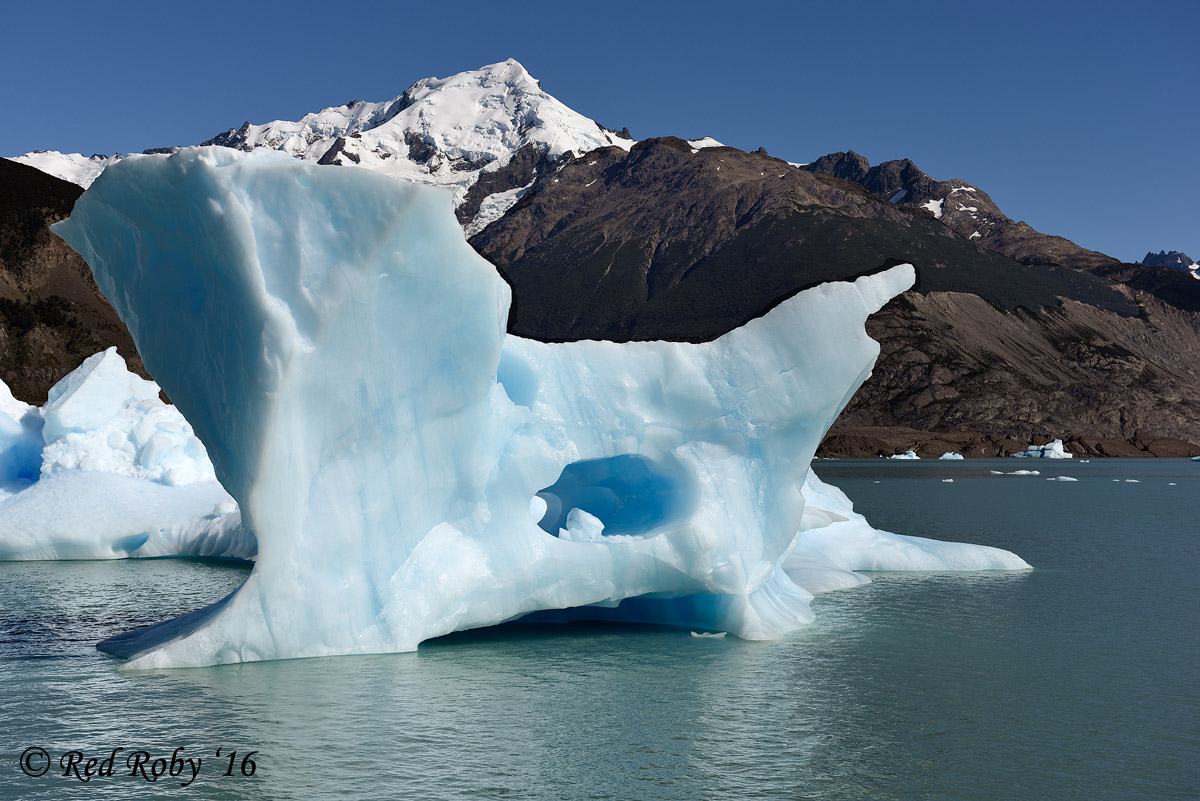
[0,349,252,560]
[939,452,964,460]
[889,450,920,460]
[53,148,1027,668]
[1011,439,1073,458]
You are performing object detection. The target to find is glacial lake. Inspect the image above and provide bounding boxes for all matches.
[1,458,1196,800]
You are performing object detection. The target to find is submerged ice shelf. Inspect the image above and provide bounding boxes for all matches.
[53,148,1028,668]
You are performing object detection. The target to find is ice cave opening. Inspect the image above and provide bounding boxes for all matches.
[534,454,694,539]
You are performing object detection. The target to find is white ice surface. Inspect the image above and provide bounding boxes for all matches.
[54,148,1028,667]
[939,452,964,460]
[788,473,1029,580]
[890,450,920,460]
[0,349,251,560]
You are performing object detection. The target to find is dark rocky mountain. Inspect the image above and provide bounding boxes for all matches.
[801,152,1119,271]
[0,158,147,401]
[472,140,1200,456]
[473,139,1135,340]
[1143,250,1194,269]
[1143,250,1198,273]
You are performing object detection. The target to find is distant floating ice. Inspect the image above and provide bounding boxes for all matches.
[942,479,954,483]
[890,450,920,460]
[690,631,727,639]
[1007,470,1041,476]
[1011,439,1073,459]
[1046,476,1079,482]
[939,452,964,460]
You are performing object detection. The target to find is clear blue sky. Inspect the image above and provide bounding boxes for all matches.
[4,0,1196,264]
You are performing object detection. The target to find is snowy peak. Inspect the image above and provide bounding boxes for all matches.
[9,151,121,189]
[15,60,634,233]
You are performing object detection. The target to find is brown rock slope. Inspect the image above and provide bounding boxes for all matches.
[0,158,147,401]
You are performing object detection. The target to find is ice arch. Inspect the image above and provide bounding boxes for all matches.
[54,148,1024,668]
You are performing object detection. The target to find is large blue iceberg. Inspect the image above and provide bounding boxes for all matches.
[53,148,1027,668]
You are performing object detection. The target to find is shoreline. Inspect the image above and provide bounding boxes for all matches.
[817,425,1200,459]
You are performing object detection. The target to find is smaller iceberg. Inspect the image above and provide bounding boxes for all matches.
[939,452,964,460]
[889,450,920,460]
[1011,439,1073,459]
[0,349,252,560]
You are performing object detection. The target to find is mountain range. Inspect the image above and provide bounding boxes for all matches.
[5,59,1198,457]
[1142,250,1199,279]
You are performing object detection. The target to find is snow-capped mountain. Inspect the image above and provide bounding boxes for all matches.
[10,60,635,236]
[9,151,121,189]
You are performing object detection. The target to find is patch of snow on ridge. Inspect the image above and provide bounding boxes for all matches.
[922,198,944,219]
[465,180,534,237]
[688,137,724,151]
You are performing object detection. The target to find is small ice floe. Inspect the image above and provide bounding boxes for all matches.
[1124,479,1140,483]
[1046,476,1079,482]
[989,470,1004,475]
[1192,456,1200,462]
[1080,459,1091,463]
[1007,470,1041,476]
[691,631,727,639]
[1169,483,1177,486]
[942,479,954,483]
[889,450,920,460]
[939,452,964,460]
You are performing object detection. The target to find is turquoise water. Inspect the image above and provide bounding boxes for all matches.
[1,459,1197,800]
